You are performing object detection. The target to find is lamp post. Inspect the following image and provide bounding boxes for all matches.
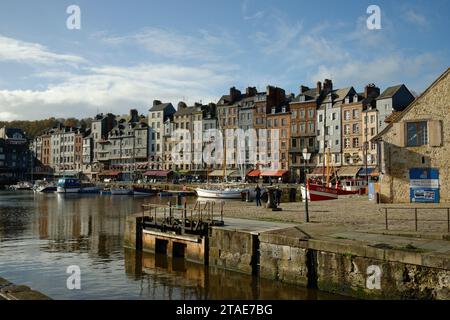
[302,148,311,223]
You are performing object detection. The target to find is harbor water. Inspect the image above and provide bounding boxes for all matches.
[0,190,342,299]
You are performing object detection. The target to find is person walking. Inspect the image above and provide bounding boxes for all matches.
[255,185,262,207]
[275,187,282,207]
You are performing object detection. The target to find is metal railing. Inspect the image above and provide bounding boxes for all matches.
[383,207,450,232]
[141,200,225,236]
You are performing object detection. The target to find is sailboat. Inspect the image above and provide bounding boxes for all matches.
[196,135,250,199]
[301,93,359,202]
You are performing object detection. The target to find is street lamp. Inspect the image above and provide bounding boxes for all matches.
[302,148,311,223]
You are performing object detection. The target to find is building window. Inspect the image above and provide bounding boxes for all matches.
[308,109,314,118]
[344,138,350,148]
[319,114,323,122]
[352,109,359,119]
[352,123,359,134]
[344,124,350,135]
[344,111,350,120]
[352,138,359,148]
[406,121,428,147]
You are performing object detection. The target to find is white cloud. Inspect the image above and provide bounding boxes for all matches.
[404,10,429,30]
[242,0,264,20]
[100,27,240,61]
[0,63,232,120]
[0,35,86,65]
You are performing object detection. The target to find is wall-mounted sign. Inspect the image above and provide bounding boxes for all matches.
[409,168,439,203]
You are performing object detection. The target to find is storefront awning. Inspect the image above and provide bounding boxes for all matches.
[143,170,173,177]
[99,171,121,176]
[228,169,252,178]
[208,170,225,177]
[337,166,361,177]
[357,167,380,177]
[260,170,288,177]
[247,170,261,177]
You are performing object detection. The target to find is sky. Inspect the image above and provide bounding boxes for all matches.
[0,0,448,121]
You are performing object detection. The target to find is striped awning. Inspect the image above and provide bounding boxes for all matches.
[99,171,121,176]
[143,170,173,177]
[260,170,288,177]
[337,166,361,177]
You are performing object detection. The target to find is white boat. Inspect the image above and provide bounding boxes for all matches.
[56,178,81,193]
[36,184,57,193]
[196,187,247,199]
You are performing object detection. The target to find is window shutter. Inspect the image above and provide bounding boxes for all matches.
[393,122,405,147]
[429,120,442,147]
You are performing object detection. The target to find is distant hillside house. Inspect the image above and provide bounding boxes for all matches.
[373,68,450,203]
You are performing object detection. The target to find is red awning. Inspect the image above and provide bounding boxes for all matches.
[99,171,121,176]
[143,170,173,177]
[260,170,288,177]
[247,170,261,177]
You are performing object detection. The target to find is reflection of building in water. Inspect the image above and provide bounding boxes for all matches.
[124,249,329,300]
[33,195,142,256]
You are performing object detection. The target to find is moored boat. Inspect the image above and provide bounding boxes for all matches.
[111,187,133,195]
[79,182,101,194]
[301,182,339,202]
[132,185,160,196]
[36,184,57,193]
[56,178,81,193]
[196,187,247,199]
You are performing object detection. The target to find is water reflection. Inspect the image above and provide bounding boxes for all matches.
[0,191,341,300]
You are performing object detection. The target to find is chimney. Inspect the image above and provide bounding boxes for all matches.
[316,81,322,94]
[364,83,380,98]
[229,87,241,102]
[300,85,310,94]
[246,86,257,97]
[129,109,138,123]
[153,100,162,106]
[323,79,333,94]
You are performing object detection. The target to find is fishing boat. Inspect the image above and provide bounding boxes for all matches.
[56,178,82,193]
[301,181,338,201]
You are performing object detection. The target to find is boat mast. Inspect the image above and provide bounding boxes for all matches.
[222,132,227,183]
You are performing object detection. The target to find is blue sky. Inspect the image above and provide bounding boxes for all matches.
[0,0,448,120]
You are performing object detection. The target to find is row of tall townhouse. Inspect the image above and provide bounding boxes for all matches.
[31,79,415,181]
[0,127,31,182]
[32,124,85,176]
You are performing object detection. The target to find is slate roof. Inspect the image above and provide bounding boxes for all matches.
[376,85,403,100]
[318,87,355,109]
[149,103,173,112]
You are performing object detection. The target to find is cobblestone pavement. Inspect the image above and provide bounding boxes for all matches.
[217,196,450,235]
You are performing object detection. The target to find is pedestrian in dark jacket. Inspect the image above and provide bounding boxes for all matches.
[255,185,262,207]
[275,187,282,207]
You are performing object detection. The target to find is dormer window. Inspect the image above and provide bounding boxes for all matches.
[282,106,286,113]
[271,107,276,114]
[299,96,305,102]
[345,97,350,104]
[354,94,358,102]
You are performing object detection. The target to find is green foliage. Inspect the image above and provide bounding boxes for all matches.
[0,117,92,139]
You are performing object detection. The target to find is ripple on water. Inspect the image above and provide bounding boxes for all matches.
[0,191,344,300]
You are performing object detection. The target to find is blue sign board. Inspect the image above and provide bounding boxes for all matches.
[409,168,439,203]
